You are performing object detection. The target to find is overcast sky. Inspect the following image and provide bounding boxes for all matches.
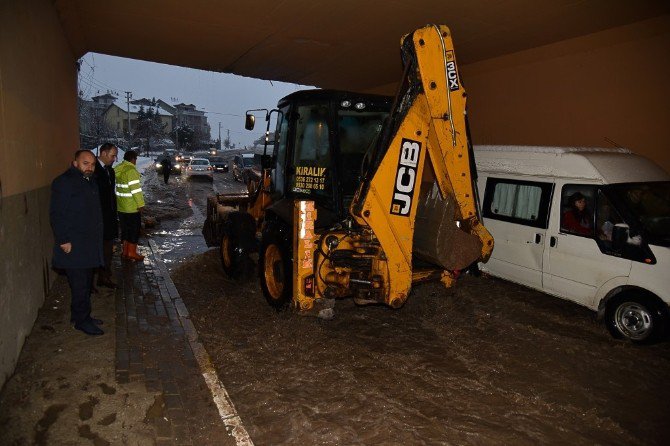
[78,52,308,147]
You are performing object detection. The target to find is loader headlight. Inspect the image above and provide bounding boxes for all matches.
[155,163,161,168]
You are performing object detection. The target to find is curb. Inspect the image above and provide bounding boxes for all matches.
[146,240,254,446]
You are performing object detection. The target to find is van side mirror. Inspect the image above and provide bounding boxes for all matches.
[245,113,255,131]
[612,223,630,250]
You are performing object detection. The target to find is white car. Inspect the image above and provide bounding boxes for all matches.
[184,158,213,181]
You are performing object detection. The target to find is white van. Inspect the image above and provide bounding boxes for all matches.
[474,146,670,343]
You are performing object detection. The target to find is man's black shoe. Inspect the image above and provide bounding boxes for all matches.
[74,320,104,336]
[97,279,117,289]
[70,317,103,325]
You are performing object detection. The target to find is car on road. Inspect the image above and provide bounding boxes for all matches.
[232,153,256,181]
[184,158,213,181]
[207,156,229,172]
[177,153,192,165]
[154,154,182,174]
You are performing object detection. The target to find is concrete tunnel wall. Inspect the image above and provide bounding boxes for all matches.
[369,15,670,173]
[463,15,670,172]
[0,0,79,388]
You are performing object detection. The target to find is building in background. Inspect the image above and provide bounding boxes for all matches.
[104,100,173,135]
[78,94,212,152]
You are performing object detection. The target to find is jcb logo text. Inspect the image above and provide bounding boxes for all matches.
[390,139,422,216]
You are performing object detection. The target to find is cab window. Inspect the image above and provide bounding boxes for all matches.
[272,107,289,197]
[290,104,332,199]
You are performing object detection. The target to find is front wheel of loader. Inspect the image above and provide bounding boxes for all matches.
[259,228,292,310]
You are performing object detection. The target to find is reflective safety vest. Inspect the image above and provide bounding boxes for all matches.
[114,160,145,213]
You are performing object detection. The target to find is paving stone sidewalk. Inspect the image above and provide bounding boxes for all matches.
[0,242,241,446]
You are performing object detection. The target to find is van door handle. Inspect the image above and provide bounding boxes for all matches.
[535,233,542,244]
[550,236,557,247]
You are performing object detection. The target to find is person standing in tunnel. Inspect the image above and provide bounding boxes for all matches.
[115,150,145,261]
[94,143,118,288]
[50,149,105,336]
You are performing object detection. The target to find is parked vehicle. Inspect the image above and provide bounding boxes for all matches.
[184,158,213,181]
[208,156,229,172]
[241,154,262,186]
[232,153,255,181]
[474,145,670,343]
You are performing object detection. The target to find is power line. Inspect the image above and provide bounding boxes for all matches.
[200,109,243,117]
[78,56,124,93]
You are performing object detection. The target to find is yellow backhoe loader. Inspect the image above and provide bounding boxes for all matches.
[203,24,493,317]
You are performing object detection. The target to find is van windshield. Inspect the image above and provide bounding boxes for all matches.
[609,181,670,245]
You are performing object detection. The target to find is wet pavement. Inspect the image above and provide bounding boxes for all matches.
[173,253,670,446]
[143,168,246,270]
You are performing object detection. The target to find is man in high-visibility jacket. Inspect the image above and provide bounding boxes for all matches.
[114,150,145,261]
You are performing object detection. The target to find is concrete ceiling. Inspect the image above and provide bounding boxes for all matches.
[54,0,670,94]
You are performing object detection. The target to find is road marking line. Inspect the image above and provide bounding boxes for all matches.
[148,239,254,446]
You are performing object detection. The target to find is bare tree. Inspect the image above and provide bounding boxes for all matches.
[78,92,115,149]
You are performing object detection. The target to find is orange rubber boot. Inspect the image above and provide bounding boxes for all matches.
[126,243,145,261]
[122,241,130,259]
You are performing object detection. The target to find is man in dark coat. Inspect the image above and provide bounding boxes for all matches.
[50,149,105,336]
[94,143,119,288]
[160,155,172,184]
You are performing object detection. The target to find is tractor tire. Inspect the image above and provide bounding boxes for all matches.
[219,212,256,278]
[259,226,293,310]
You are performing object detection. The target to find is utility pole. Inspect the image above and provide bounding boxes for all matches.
[124,91,132,144]
[175,111,180,153]
[218,122,221,149]
[226,128,230,149]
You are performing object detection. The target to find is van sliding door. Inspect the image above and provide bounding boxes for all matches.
[480,177,553,290]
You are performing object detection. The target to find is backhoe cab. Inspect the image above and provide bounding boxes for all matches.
[203,24,493,317]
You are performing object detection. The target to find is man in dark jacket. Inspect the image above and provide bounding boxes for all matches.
[94,143,118,288]
[50,149,105,336]
[160,155,172,184]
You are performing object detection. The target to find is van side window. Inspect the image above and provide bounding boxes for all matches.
[560,185,596,237]
[483,178,553,229]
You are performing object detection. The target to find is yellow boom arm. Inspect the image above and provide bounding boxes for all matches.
[349,25,493,307]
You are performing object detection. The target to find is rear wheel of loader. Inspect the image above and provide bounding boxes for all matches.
[219,212,255,278]
[219,231,238,276]
[259,228,292,310]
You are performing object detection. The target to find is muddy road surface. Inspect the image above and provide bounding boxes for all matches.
[143,167,670,445]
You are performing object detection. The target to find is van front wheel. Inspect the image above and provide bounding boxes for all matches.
[605,293,668,344]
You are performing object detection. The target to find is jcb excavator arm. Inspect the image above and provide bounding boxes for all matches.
[293,25,493,313]
[352,25,493,307]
